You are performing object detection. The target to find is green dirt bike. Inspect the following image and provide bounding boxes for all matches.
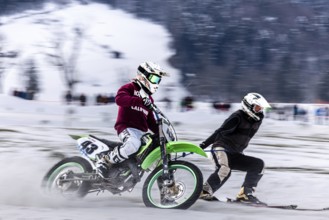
[42,104,207,209]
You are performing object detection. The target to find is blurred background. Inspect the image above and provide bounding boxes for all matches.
[103,0,329,104]
[1,0,329,104]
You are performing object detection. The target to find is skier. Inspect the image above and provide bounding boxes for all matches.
[199,93,271,204]
[96,61,169,178]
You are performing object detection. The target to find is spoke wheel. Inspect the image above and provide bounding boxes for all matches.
[42,156,93,198]
[142,160,203,209]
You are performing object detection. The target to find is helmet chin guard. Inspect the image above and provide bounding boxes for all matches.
[241,93,271,121]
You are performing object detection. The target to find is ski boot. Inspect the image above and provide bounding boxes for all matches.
[199,183,218,201]
[236,187,267,205]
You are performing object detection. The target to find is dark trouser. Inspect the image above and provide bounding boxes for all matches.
[206,148,264,194]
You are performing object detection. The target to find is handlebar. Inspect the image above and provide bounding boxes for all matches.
[150,103,161,115]
[150,103,172,127]
[149,102,178,142]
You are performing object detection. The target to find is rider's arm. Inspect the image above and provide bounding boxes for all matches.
[147,112,159,134]
[146,96,159,133]
[115,84,143,107]
[201,115,240,149]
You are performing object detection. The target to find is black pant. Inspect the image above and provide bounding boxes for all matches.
[207,150,264,193]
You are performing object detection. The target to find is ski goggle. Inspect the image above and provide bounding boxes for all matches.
[138,66,162,84]
[147,74,161,84]
[253,104,263,113]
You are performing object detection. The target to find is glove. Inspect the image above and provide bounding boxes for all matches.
[200,142,207,149]
[142,97,153,109]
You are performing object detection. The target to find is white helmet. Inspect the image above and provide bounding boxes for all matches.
[136,61,169,94]
[241,93,271,121]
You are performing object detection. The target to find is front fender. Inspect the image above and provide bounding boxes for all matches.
[141,141,207,170]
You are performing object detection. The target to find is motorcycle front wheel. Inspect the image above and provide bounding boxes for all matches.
[142,160,203,209]
[42,156,93,198]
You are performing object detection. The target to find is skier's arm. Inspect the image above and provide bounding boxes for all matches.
[200,115,240,149]
[220,116,240,136]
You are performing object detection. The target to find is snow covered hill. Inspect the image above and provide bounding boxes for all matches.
[0,0,186,102]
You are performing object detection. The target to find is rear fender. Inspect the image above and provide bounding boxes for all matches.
[69,134,87,140]
[141,141,207,170]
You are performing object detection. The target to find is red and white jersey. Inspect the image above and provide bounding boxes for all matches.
[114,82,158,135]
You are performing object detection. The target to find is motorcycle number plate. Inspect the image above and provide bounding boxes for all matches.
[77,136,110,160]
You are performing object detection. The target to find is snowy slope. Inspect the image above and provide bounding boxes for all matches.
[0,1,186,102]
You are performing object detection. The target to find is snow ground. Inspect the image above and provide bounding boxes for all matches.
[0,96,329,220]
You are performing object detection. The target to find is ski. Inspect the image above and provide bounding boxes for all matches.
[200,196,329,211]
[289,207,329,212]
[226,198,297,210]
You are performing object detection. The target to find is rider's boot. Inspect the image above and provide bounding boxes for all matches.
[236,187,267,205]
[96,146,127,178]
[96,155,112,179]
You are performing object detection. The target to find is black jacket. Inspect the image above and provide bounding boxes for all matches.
[202,110,263,153]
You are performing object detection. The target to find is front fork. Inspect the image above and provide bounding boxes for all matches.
[158,121,174,187]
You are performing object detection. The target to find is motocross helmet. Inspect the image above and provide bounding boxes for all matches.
[136,61,169,94]
[241,93,271,121]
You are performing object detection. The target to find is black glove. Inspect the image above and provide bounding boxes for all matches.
[200,142,207,149]
[142,97,153,109]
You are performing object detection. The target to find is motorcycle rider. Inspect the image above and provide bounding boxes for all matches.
[96,61,169,178]
[199,93,271,205]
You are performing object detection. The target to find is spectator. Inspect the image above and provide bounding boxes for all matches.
[181,96,194,111]
[293,105,298,120]
[108,93,115,103]
[212,101,231,112]
[65,90,73,105]
[79,93,87,106]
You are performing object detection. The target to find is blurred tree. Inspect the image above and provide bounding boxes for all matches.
[0,0,46,15]
[276,54,302,102]
[0,34,4,93]
[0,34,18,93]
[46,26,84,95]
[22,58,40,99]
[317,71,329,102]
[3,0,329,102]
[101,0,329,102]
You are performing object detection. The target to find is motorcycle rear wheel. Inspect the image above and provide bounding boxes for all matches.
[42,156,93,198]
[142,160,203,209]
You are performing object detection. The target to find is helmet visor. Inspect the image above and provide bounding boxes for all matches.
[148,74,161,84]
